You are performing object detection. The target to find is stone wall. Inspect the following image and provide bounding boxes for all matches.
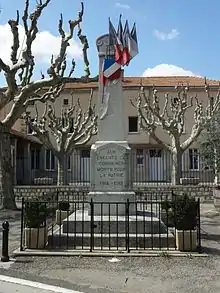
[135,185,213,202]
[14,184,214,202]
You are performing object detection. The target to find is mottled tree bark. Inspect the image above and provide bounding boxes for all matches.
[0,125,17,209]
[57,155,68,186]
[171,148,183,185]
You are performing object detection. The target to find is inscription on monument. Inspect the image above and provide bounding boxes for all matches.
[95,145,128,191]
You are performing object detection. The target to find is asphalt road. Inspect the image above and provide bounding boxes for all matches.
[0,275,83,293]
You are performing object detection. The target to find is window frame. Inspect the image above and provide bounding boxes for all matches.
[128,116,139,133]
[189,148,199,170]
[136,148,144,166]
[31,149,40,170]
[63,98,69,106]
[44,149,55,171]
[149,149,162,158]
[67,155,71,171]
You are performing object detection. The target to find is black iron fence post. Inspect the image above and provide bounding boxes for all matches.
[197,197,201,253]
[1,221,9,262]
[90,198,94,252]
[20,197,24,251]
[126,199,130,253]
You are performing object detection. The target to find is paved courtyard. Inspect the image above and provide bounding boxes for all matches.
[0,202,219,293]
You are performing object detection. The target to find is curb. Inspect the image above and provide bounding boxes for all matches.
[13,248,208,257]
[0,274,83,293]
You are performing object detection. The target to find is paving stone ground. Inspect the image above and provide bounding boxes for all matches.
[0,202,220,293]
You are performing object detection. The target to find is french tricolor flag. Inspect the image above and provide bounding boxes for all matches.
[101,58,121,85]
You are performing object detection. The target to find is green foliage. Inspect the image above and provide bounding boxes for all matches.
[58,201,70,211]
[24,200,48,228]
[161,194,198,230]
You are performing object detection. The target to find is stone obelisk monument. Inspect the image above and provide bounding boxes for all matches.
[88,34,136,216]
[57,24,174,250]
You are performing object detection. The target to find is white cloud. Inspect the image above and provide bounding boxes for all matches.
[154,29,179,41]
[115,2,130,9]
[142,64,200,77]
[0,23,82,65]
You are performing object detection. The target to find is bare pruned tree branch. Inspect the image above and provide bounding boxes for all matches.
[25,88,97,153]
[25,88,97,185]
[131,82,220,184]
[8,10,20,65]
[0,1,96,129]
[77,24,90,78]
[131,84,220,151]
[0,0,98,206]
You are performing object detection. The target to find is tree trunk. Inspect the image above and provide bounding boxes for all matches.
[0,125,17,209]
[171,147,183,185]
[57,155,68,186]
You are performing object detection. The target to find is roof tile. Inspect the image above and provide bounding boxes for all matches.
[64,76,220,89]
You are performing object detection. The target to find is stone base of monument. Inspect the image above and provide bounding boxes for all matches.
[48,209,176,249]
[88,191,136,216]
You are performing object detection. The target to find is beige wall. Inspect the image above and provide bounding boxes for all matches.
[0,85,217,148]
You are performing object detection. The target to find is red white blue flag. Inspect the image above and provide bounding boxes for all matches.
[101,58,121,85]
[109,18,117,46]
[101,17,138,85]
[115,15,124,65]
[122,20,130,66]
[128,23,138,61]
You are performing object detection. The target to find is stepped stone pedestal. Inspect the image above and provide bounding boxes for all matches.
[88,140,136,216]
[48,207,175,249]
[48,33,175,250]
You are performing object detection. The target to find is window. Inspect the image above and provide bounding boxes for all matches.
[27,118,34,134]
[128,116,138,133]
[45,149,55,170]
[136,148,144,166]
[81,149,90,158]
[31,149,40,169]
[189,149,199,170]
[149,149,162,157]
[57,117,74,133]
[63,99,69,106]
[67,155,71,170]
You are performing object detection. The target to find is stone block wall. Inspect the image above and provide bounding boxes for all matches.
[14,184,214,202]
[135,185,213,202]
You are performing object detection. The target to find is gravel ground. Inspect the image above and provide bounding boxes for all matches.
[1,255,220,293]
[0,202,220,293]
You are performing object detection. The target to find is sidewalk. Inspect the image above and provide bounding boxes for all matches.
[0,275,83,293]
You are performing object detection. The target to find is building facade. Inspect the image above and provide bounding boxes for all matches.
[1,76,219,185]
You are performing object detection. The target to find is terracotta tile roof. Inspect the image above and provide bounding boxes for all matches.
[64,76,220,89]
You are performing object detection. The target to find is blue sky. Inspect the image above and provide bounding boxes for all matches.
[0,0,219,85]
